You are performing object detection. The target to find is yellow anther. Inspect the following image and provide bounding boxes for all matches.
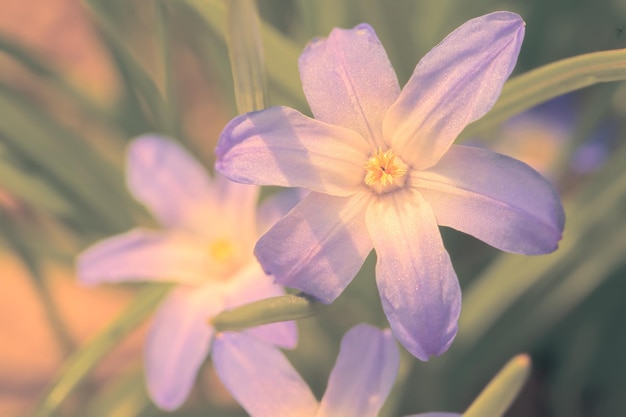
[364,148,408,191]
[209,239,235,263]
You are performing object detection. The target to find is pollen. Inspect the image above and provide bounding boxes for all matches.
[209,238,236,263]
[364,148,408,191]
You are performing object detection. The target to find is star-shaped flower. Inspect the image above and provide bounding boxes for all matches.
[214,324,459,417]
[216,12,564,360]
[77,135,298,410]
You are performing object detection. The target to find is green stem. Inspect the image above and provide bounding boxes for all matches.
[226,0,269,113]
[464,354,532,417]
[212,293,327,332]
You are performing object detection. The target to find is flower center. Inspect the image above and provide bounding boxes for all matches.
[364,148,408,193]
[207,237,245,280]
[209,238,236,263]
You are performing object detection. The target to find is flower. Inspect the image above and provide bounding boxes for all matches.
[215,12,565,360]
[77,135,298,410]
[213,323,459,417]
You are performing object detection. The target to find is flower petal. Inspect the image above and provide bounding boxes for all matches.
[223,262,298,349]
[299,23,400,147]
[145,284,223,410]
[255,192,373,303]
[366,189,461,361]
[384,12,525,169]
[316,325,398,417]
[414,145,565,254]
[210,173,260,251]
[216,106,369,196]
[127,135,214,233]
[213,332,318,417]
[77,229,209,286]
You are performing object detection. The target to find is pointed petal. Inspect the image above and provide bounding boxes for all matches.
[213,332,318,417]
[316,325,398,417]
[366,190,461,361]
[223,262,298,349]
[127,135,214,232]
[216,106,369,196]
[145,285,223,410]
[210,173,260,252]
[299,23,400,146]
[414,145,565,254]
[255,192,373,304]
[77,229,209,286]
[256,188,307,236]
[384,12,525,169]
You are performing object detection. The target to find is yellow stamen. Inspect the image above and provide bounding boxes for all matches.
[209,239,235,263]
[364,148,407,190]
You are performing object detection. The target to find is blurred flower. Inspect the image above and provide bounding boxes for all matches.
[216,12,565,360]
[214,323,458,417]
[77,136,298,410]
[469,94,616,185]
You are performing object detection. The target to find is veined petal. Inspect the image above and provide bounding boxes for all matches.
[145,284,223,410]
[216,106,369,196]
[255,192,373,304]
[366,190,461,361]
[77,229,209,286]
[127,135,213,233]
[414,145,565,254]
[315,325,398,417]
[299,23,400,147]
[384,12,525,169]
[223,262,298,349]
[213,332,318,417]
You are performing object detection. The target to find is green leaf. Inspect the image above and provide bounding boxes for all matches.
[212,293,327,332]
[463,354,532,417]
[0,83,134,232]
[32,284,170,417]
[83,0,169,132]
[226,0,269,113]
[0,32,117,126]
[82,367,154,417]
[462,49,626,139]
[0,153,73,217]
[180,0,307,110]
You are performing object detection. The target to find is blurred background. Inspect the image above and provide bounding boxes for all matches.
[0,0,625,416]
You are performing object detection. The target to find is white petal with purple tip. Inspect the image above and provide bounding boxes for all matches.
[316,324,399,417]
[213,332,318,417]
[216,106,369,196]
[384,11,525,169]
[299,23,400,147]
[145,284,223,410]
[414,145,565,254]
[367,190,461,361]
[77,229,209,286]
[255,192,373,304]
[127,135,214,233]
